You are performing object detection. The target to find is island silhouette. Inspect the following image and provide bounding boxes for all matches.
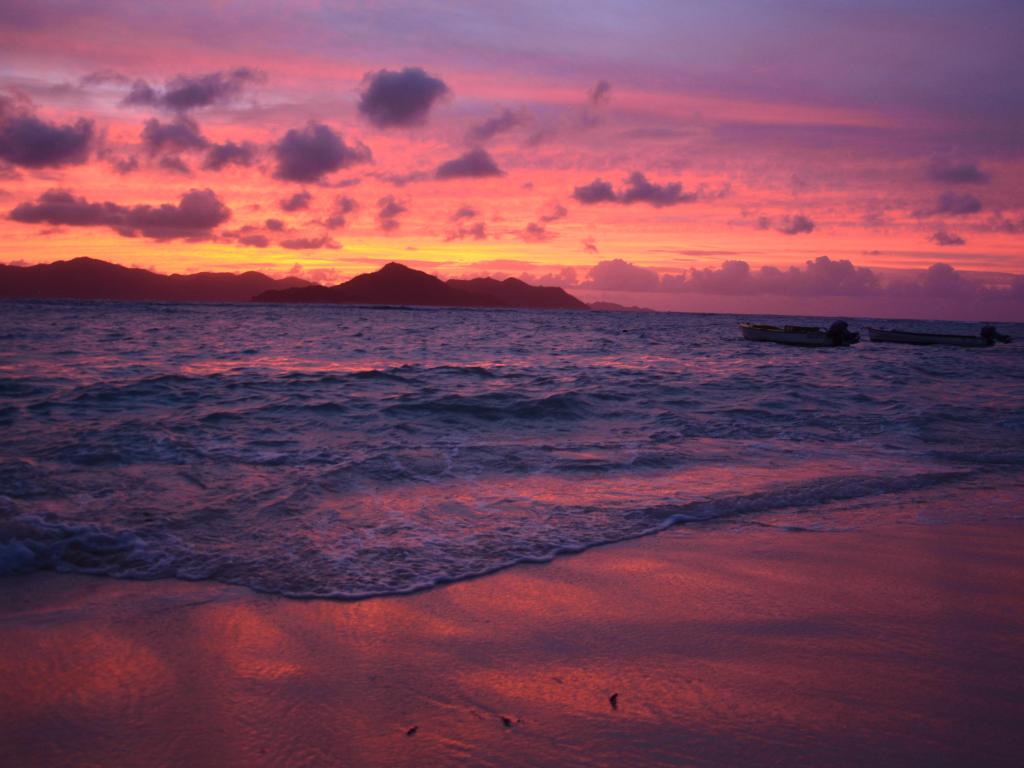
[256,262,588,309]
[1,258,608,310]
[0,257,310,303]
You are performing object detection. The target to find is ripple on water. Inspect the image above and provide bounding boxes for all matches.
[1,301,1022,596]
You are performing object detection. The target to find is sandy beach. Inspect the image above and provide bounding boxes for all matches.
[3,517,1022,768]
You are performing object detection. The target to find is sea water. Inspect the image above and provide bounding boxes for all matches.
[1,301,1022,597]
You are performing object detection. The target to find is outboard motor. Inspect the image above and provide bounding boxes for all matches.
[826,320,858,346]
[980,326,1012,344]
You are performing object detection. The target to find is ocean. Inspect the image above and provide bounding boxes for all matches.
[1,301,1022,598]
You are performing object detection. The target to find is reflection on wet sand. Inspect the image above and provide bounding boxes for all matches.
[2,520,1023,767]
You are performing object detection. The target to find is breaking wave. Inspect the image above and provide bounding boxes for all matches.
[1,301,1022,597]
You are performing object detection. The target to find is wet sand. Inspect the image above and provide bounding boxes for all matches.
[2,519,1023,767]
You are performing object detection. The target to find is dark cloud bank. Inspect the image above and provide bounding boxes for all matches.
[465,108,528,145]
[158,155,190,174]
[203,140,256,171]
[358,67,449,129]
[517,222,554,243]
[435,148,503,179]
[377,195,407,231]
[273,122,371,182]
[915,191,984,218]
[926,159,990,185]
[139,116,257,173]
[279,190,312,212]
[445,221,486,242]
[9,188,230,240]
[325,196,358,229]
[124,68,264,112]
[280,235,339,251]
[0,96,93,168]
[574,172,722,207]
[931,230,966,246]
[579,255,1023,309]
[142,117,207,155]
[757,214,816,235]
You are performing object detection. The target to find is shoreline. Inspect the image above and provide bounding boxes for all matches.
[3,518,1023,767]
[7,295,1024,326]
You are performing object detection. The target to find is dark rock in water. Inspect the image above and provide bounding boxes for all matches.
[609,692,619,710]
[405,726,418,736]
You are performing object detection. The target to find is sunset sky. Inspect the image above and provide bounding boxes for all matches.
[2,0,1022,317]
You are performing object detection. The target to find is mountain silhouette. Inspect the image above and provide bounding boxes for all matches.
[447,276,588,310]
[256,262,588,309]
[2,258,598,310]
[0,257,310,302]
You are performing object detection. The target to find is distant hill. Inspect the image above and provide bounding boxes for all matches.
[0,258,595,310]
[0,257,311,302]
[447,276,588,310]
[257,262,589,310]
[589,301,655,312]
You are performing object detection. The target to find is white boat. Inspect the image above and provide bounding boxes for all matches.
[867,326,1011,347]
[739,321,860,347]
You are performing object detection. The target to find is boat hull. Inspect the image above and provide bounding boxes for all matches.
[867,328,992,347]
[740,323,858,347]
